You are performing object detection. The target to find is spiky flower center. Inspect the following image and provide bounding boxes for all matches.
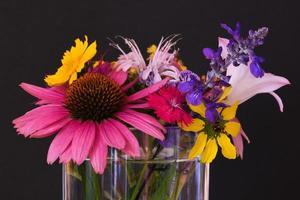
[65,73,125,122]
[205,120,226,139]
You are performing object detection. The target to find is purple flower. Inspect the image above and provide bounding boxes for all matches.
[221,22,241,40]
[205,102,226,123]
[177,70,204,105]
[220,22,268,78]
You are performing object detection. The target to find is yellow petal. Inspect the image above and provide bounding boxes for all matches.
[217,134,236,159]
[45,36,97,86]
[79,41,97,72]
[69,73,77,85]
[218,86,232,102]
[188,132,207,159]
[221,101,239,120]
[179,118,205,132]
[224,121,241,137]
[188,103,206,118]
[201,139,218,163]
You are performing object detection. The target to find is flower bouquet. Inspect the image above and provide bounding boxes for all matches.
[13,23,289,200]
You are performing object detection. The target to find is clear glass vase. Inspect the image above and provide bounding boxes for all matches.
[63,126,210,200]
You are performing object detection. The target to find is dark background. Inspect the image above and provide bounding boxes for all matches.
[0,0,299,199]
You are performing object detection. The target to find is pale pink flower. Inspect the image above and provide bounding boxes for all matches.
[218,37,291,112]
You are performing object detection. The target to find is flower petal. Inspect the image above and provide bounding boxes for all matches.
[47,121,79,164]
[20,83,65,104]
[109,119,140,157]
[108,69,128,86]
[217,133,236,159]
[188,103,206,118]
[127,78,169,102]
[100,120,126,149]
[30,116,72,138]
[116,111,165,141]
[122,109,166,133]
[224,121,241,137]
[221,101,239,120]
[179,118,205,132]
[225,64,290,109]
[89,128,108,174]
[188,132,207,159]
[201,139,218,163]
[72,122,96,165]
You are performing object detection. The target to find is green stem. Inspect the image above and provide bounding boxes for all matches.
[129,163,149,200]
[170,162,196,200]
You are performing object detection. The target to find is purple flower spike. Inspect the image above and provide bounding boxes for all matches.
[221,22,241,40]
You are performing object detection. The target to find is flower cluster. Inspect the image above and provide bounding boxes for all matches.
[13,23,290,174]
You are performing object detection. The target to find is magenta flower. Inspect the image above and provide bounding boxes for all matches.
[147,85,193,125]
[13,64,167,174]
[218,37,290,112]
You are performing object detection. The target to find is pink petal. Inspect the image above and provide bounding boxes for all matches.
[218,37,229,59]
[219,38,290,110]
[89,129,108,174]
[30,116,72,138]
[124,102,150,109]
[225,64,290,110]
[13,104,69,137]
[122,109,166,132]
[100,120,126,149]
[121,78,139,92]
[232,133,244,159]
[20,83,65,104]
[109,119,140,157]
[116,111,165,140]
[47,121,79,164]
[108,69,128,86]
[59,145,72,164]
[127,77,169,102]
[269,92,284,112]
[72,121,96,165]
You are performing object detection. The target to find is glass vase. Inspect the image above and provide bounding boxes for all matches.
[63,126,210,200]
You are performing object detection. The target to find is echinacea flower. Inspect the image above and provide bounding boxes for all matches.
[13,63,167,174]
[148,85,192,125]
[45,36,97,86]
[111,35,181,85]
[219,38,290,111]
[180,102,241,163]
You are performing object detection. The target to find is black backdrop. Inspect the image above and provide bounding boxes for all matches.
[0,0,299,199]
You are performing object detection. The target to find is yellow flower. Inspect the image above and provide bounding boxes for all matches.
[180,102,241,163]
[45,36,97,86]
[147,44,157,60]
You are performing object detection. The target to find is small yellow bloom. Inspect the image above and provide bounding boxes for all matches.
[182,102,241,163]
[45,36,97,86]
[147,44,157,60]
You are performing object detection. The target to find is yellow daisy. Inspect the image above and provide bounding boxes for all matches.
[180,102,241,163]
[45,35,97,86]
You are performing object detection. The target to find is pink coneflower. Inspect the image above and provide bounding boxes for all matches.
[147,85,192,126]
[13,63,167,174]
